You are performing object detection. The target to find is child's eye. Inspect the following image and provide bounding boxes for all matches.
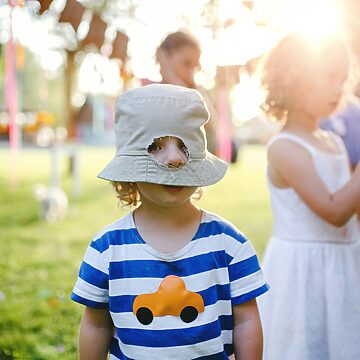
[181,145,189,157]
[147,143,161,153]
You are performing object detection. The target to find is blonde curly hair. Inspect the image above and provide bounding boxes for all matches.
[111,181,203,208]
[111,182,140,208]
[260,32,354,122]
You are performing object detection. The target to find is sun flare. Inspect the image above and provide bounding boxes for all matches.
[255,0,343,39]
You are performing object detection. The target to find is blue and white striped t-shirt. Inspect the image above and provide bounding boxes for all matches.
[71,210,269,359]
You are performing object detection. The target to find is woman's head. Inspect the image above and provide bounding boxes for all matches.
[261,32,352,122]
[157,31,201,88]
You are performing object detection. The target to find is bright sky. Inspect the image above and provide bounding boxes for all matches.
[255,0,342,34]
[2,0,344,76]
[1,0,345,119]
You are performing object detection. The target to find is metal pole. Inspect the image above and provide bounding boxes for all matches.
[5,0,19,189]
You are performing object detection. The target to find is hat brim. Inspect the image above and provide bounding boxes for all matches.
[97,152,228,187]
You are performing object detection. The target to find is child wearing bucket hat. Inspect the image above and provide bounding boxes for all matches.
[71,84,268,359]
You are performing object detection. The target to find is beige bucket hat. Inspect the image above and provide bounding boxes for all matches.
[98,84,228,186]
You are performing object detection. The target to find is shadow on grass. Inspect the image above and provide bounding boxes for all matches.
[0,350,14,360]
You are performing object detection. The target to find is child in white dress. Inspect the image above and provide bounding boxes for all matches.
[258,32,360,360]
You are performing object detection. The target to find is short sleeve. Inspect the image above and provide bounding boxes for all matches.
[71,234,110,309]
[226,232,269,306]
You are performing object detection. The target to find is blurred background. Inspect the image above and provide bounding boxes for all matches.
[0,0,359,358]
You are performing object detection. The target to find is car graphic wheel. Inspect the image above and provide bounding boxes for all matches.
[180,306,198,323]
[136,307,153,325]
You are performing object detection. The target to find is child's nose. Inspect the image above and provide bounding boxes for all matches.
[164,145,187,168]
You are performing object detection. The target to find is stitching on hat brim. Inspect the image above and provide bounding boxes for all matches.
[97,152,228,187]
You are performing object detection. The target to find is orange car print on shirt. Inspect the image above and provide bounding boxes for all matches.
[133,275,205,325]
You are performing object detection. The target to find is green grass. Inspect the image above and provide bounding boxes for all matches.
[0,144,271,359]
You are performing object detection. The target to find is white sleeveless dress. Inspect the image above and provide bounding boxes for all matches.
[258,132,360,360]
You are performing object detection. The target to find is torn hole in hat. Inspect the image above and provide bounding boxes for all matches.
[147,136,189,169]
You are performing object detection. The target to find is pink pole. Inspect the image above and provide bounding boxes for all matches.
[5,0,19,189]
[216,88,232,163]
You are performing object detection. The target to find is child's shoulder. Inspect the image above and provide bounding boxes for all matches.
[201,210,248,244]
[201,211,258,261]
[267,132,309,155]
[267,132,313,169]
[90,212,134,250]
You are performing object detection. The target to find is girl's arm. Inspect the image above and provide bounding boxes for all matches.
[79,307,114,360]
[269,140,360,227]
[351,164,360,221]
[232,299,263,360]
[357,193,360,221]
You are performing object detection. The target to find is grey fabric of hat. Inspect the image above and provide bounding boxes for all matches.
[98,84,228,186]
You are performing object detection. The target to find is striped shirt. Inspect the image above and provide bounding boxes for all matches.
[71,210,269,359]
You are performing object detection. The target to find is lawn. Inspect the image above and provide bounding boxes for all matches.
[0,144,272,359]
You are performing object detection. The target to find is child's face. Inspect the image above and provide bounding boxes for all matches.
[137,136,197,208]
[147,136,189,168]
[298,60,349,119]
[168,46,200,87]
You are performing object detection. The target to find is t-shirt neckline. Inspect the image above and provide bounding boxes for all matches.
[129,210,206,260]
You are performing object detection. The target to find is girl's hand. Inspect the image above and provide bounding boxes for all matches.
[354,162,360,176]
[354,163,360,218]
